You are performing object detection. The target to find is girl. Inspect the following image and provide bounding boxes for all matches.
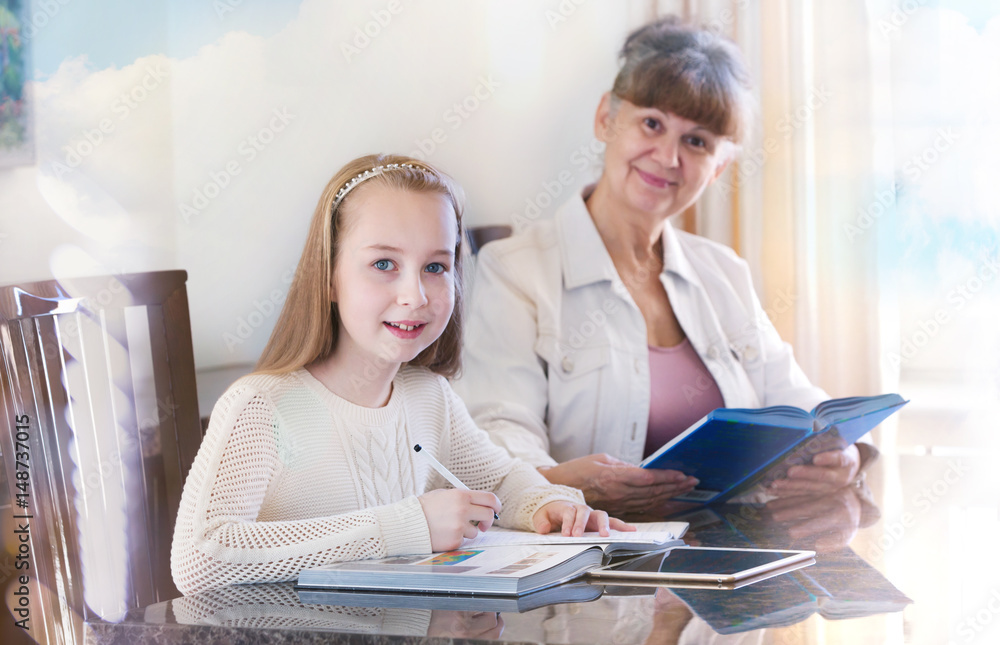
[171,153,629,595]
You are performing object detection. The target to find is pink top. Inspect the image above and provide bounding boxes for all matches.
[643,338,726,459]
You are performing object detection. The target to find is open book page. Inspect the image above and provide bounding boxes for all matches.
[462,521,688,551]
[312,545,587,577]
[811,393,906,424]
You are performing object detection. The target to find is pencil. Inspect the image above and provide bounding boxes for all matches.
[414,444,500,520]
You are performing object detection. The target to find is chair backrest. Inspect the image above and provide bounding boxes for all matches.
[465,225,512,255]
[0,270,201,644]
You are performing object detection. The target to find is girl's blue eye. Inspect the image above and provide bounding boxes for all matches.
[685,135,706,148]
[643,117,660,130]
[374,259,395,271]
[425,262,447,274]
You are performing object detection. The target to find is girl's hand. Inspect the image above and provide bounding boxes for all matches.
[531,501,635,537]
[417,489,502,552]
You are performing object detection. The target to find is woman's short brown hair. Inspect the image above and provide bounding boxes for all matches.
[612,16,754,144]
[255,153,466,378]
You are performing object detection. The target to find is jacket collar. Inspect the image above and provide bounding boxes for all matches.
[555,186,618,290]
[659,212,700,283]
[555,185,701,290]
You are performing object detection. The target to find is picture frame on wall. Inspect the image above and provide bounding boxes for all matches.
[0,0,33,168]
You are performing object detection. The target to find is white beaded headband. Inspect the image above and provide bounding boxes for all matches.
[331,163,421,213]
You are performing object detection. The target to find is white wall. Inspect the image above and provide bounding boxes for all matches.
[0,0,659,371]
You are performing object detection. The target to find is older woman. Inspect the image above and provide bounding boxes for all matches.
[454,17,875,516]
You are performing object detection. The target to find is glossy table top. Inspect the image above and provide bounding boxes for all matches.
[85,452,955,645]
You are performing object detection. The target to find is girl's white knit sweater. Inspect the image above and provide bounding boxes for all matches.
[170,365,583,595]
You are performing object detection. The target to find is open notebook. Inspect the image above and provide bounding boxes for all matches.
[296,521,688,596]
[461,521,688,556]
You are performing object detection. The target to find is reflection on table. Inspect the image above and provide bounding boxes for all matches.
[86,486,911,644]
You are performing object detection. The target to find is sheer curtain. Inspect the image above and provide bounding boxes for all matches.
[659,2,999,643]
[677,0,894,400]
[674,1,901,641]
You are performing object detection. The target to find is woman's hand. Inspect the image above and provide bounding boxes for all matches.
[768,444,861,497]
[763,487,863,552]
[532,500,635,536]
[417,489,502,552]
[539,453,698,516]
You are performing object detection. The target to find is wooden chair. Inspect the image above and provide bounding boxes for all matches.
[465,225,512,256]
[0,271,202,644]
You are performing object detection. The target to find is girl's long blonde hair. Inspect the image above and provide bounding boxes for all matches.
[255,153,466,378]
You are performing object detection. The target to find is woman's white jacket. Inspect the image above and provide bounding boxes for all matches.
[453,188,829,468]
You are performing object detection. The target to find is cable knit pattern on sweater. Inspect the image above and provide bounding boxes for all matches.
[171,365,583,594]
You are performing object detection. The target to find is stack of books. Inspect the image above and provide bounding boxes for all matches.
[296,522,687,596]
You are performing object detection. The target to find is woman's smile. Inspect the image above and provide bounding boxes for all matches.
[634,167,678,189]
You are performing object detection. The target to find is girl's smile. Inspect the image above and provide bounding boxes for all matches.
[383,320,427,338]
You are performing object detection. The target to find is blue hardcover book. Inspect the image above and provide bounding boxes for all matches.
[640,393,907,503]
